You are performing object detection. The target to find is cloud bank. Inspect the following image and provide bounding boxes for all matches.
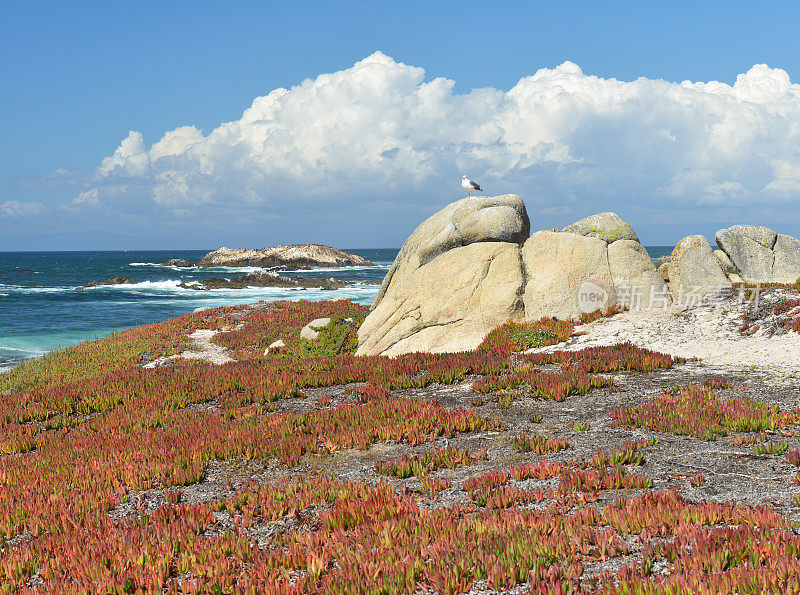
[86,52,800,227]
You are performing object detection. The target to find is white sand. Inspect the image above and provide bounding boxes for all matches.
[529,294,800,374]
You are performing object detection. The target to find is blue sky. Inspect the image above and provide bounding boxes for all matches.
[3,0,800,250]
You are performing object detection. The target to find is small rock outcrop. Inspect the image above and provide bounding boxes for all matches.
[715,225,800,284]
[161,259,195,267]
[263,339,286,355]
[357,195,529,356]
[196,245,373,269]
[300,318,333,340]
[76,277,135,290]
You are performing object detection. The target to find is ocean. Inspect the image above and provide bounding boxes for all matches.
[0,246,674,372]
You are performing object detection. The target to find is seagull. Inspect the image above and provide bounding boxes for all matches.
[462,175,483,197]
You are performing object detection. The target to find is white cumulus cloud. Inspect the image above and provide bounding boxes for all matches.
[89,52,800,224]
[98,131,150,177]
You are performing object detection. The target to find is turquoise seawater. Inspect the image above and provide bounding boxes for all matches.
[0,246,673,371]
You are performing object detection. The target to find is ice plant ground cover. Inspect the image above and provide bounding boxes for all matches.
[2,301,800,592]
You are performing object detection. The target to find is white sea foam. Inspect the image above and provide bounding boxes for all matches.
[0,348,46,359]
[129,262,274,273]
[2,286,71,294]
[196,266,266,273]
[112,283,380,308]
[0,279,382,306]
[0,343,47,360]
[82,279,186,291]
[79,280,378,308]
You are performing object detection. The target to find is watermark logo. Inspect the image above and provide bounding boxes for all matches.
[574,280,761,313]
[577,281,609,313]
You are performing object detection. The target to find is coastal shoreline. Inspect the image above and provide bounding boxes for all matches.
[0,356,22,373]
[0,249,395,373]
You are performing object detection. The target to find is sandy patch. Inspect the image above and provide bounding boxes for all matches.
[180,329,234,365]
[529,289,800,374]
[144,329,233,368]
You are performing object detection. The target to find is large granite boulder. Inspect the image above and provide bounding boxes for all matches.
[370,194,530,307]
[667,235,729,300]
[522,231,613,320]
[523,216,668,320]
[714,225,800,283]
[715,225,776,283]
[197,244,373,269]
[716,225,777,252]
[359,203,671,356]
[773,235,800,284]
[607,240,670,308]
[357,195,528,356]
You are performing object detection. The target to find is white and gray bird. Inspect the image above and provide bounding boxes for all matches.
[462,175,483,197]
